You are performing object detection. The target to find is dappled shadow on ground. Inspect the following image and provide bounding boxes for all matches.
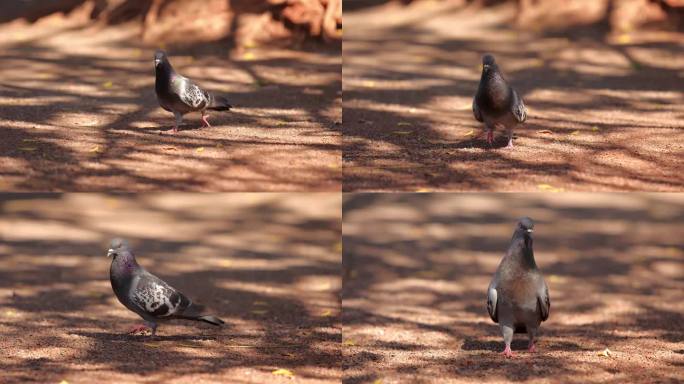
[343,1,684,192]
[0,194,341,383]
[342,193,684,383]
[0,15,341,191]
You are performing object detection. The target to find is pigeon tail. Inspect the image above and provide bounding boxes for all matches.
[208,95,232,111]
[179,314,225,326]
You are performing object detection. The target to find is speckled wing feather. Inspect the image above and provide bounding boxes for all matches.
[177,77,211,111]
[131,271,191,318]
[511,88,527,123]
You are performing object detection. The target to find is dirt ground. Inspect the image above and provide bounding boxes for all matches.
[0,194,341,383]
[0,14,341,192]
[342,193,684,383]
[343,1,684,192]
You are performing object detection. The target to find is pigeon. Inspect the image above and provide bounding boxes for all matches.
[107,238,225,336]
[486,217,550,357]
[472,54,527,148]
[154,50,232,133]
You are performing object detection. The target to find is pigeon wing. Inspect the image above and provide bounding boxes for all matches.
[131,271,191,318]
[511,88,527,123]
[537,280,550,322]
[178,77,211,111]
[472,96,483,122]
[487,279,498,323]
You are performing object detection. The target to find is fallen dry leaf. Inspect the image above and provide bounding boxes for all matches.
[570,130,579,135]
[598,348,613,357]
[321,309,333,317]
[463,129,474,136]
[537,184,564,193]
[343,340,356,346]
[271,368,294,378]
[537,130,553,134]
[102,81,113,88]
[195,147,205,153]
[18,147,37,152]
[251,309,268,315]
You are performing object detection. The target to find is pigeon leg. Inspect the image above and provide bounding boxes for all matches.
[145,321,158,337]
[172,111,183,133]
[201,111,212,128]
[506,127,514,148]
[527,326,537,352]
[486,129,494,147]
[501,324,514,358]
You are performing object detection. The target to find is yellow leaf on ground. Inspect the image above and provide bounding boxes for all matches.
[537,130,553,134]
[343,340,356,346]
[88,145,102,153]
[393,131,412,135]
[591,126,599,132]
[570,130,579,135]
[4,310,18,317]
[362,80,376,88]
[272,368,294,378]
[18,147,37,151]
[218,259,233,267]
[616,34,632,45]
[397,122,411,126]
[373,379,383,384]
[196,147,205,153]
[463,129,474,136]
[251,309,268,315]
[333,241,342,253]
[547,275,565,283]
[321,310,333,317]
[144,342,162,348]
[102,81,113,88]
[537,184,564,193]
[598,348,613,357]
[243,52,255,61]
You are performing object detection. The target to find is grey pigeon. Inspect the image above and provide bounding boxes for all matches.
[486,217,550,357]
[107,238,225,336]
[472,54,527,148]
[154,50,232,133]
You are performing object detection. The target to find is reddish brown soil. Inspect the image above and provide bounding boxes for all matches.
[343,193,684,383]
[343,1,684,192]
[0,194,341,383]
[0,14,341,192]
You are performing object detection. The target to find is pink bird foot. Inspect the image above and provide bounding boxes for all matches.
[128,324,151,335]
[528,342,536,353]
[502,345,514,358]
[486,131,494,146]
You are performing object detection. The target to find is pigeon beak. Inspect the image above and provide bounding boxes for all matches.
[482,64,490,71]
[527,229,534,233]
[107,248,115,257]
[154,58,161,67]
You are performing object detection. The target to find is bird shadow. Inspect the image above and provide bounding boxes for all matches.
[70,331,221,342]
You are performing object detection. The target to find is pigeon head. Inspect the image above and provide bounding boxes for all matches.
[517,217,534,234]
[107,238,131,258]
[482,54,497,72]
[154,50,167,68]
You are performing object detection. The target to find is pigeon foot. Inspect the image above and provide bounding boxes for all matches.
[502,346,514,358]
[201,113,212,128]
[128,324,151,335]
[528,342,536,353]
